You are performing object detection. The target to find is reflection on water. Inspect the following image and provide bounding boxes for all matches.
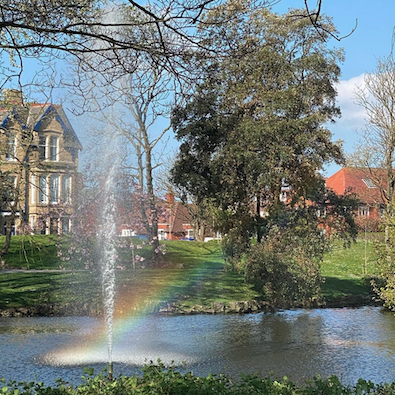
[1,307,395,386]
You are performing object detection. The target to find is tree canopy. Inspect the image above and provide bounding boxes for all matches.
[172,5,344,211]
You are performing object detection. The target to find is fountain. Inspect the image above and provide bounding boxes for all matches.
[98,157,118,379]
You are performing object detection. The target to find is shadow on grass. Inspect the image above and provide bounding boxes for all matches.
[322,276,371,298]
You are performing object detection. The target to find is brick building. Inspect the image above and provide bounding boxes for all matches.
[0,90,82,235]
[326,167,387,229]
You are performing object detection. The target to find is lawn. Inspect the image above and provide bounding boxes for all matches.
[320,234,382,301]
[0,234,384,312]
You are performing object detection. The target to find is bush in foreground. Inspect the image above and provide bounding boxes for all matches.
[2,362,395,395]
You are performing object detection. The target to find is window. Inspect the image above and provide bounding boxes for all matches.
[30,175,36,204]
[50,175,59,203]
[62,175,72,203]
[362,179,376,188]
[39,134,46,161]
[158,229,167,241]
[29,216,35,232]
[39,175,48,203]
[358,206,370,217]
[61,217,70,234]
[5,175,16,203]
[50,218,59,234]
[5,134,16,161]
[121,229,136,237]
[49,136,58,161]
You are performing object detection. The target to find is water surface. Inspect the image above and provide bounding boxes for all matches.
[1,307,395,386]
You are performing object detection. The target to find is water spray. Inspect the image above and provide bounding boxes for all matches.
[108,362,114,381]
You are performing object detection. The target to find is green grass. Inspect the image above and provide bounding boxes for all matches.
[320,234,383,301]
[0,237,258,311]
[0,234,60,269]
[0,234,385,311]
[321,237,380,277]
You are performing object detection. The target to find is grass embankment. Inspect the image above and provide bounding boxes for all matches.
[0,234,382,313]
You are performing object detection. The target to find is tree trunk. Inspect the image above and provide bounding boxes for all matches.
[0,218,13,263]
[145,146,160,262]
[256,195,262,243]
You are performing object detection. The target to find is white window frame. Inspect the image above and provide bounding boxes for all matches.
[358,206,370,217]
[5,134,16,161]
[61,175,72,203]
[61,217,70,234]
[38,175,48,204]
[38,134,47,161]
[30,175,36,204]
[49,136,59,161]
[50,175,60,204]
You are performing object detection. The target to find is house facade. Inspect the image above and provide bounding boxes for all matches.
[325,167,386,229]
[0,90,82,235]
[157,193,194,241]
[119,192,220,241]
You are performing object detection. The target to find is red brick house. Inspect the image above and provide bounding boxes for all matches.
[325,167,387,229]
[119,193,195,241]
[157,193,194,240]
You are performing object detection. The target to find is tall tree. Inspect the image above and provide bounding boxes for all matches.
[77,17,177,257]
[99,68,173,254]
[171,4,355,303]
[172,4,344,229]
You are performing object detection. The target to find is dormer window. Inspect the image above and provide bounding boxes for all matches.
[49,136,58,161]
[362,179,376,188]
[38,134,59,161]
[39,134,47,161]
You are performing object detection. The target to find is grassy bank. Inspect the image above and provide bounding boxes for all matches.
[0,234,381,313]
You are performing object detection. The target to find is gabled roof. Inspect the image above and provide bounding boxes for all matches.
[0,103,82,150]
[0,106,29,130]
[326,167,386,205]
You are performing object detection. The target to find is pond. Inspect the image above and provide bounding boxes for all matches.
[1,306,395,386]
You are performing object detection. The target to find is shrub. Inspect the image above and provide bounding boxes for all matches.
[1,363,395,395]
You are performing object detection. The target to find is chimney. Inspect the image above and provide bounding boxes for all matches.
[165,190,175,205]
[3,89,23,105]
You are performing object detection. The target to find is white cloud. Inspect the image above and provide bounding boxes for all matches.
[335,74,367,122]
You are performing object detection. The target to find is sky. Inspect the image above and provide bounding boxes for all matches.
[273,0,395,176]
[8,0,395,177]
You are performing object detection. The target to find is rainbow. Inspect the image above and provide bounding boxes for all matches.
[41,264,211,367]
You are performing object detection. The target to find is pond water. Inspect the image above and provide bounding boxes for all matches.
[1,306,395,386]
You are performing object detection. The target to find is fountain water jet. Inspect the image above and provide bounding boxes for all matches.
[98,158,119,378]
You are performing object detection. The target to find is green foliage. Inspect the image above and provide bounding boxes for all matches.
[172,5,344,214]
[244,207,325,306]
[371,205,395,310]
[2,363,395,394]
